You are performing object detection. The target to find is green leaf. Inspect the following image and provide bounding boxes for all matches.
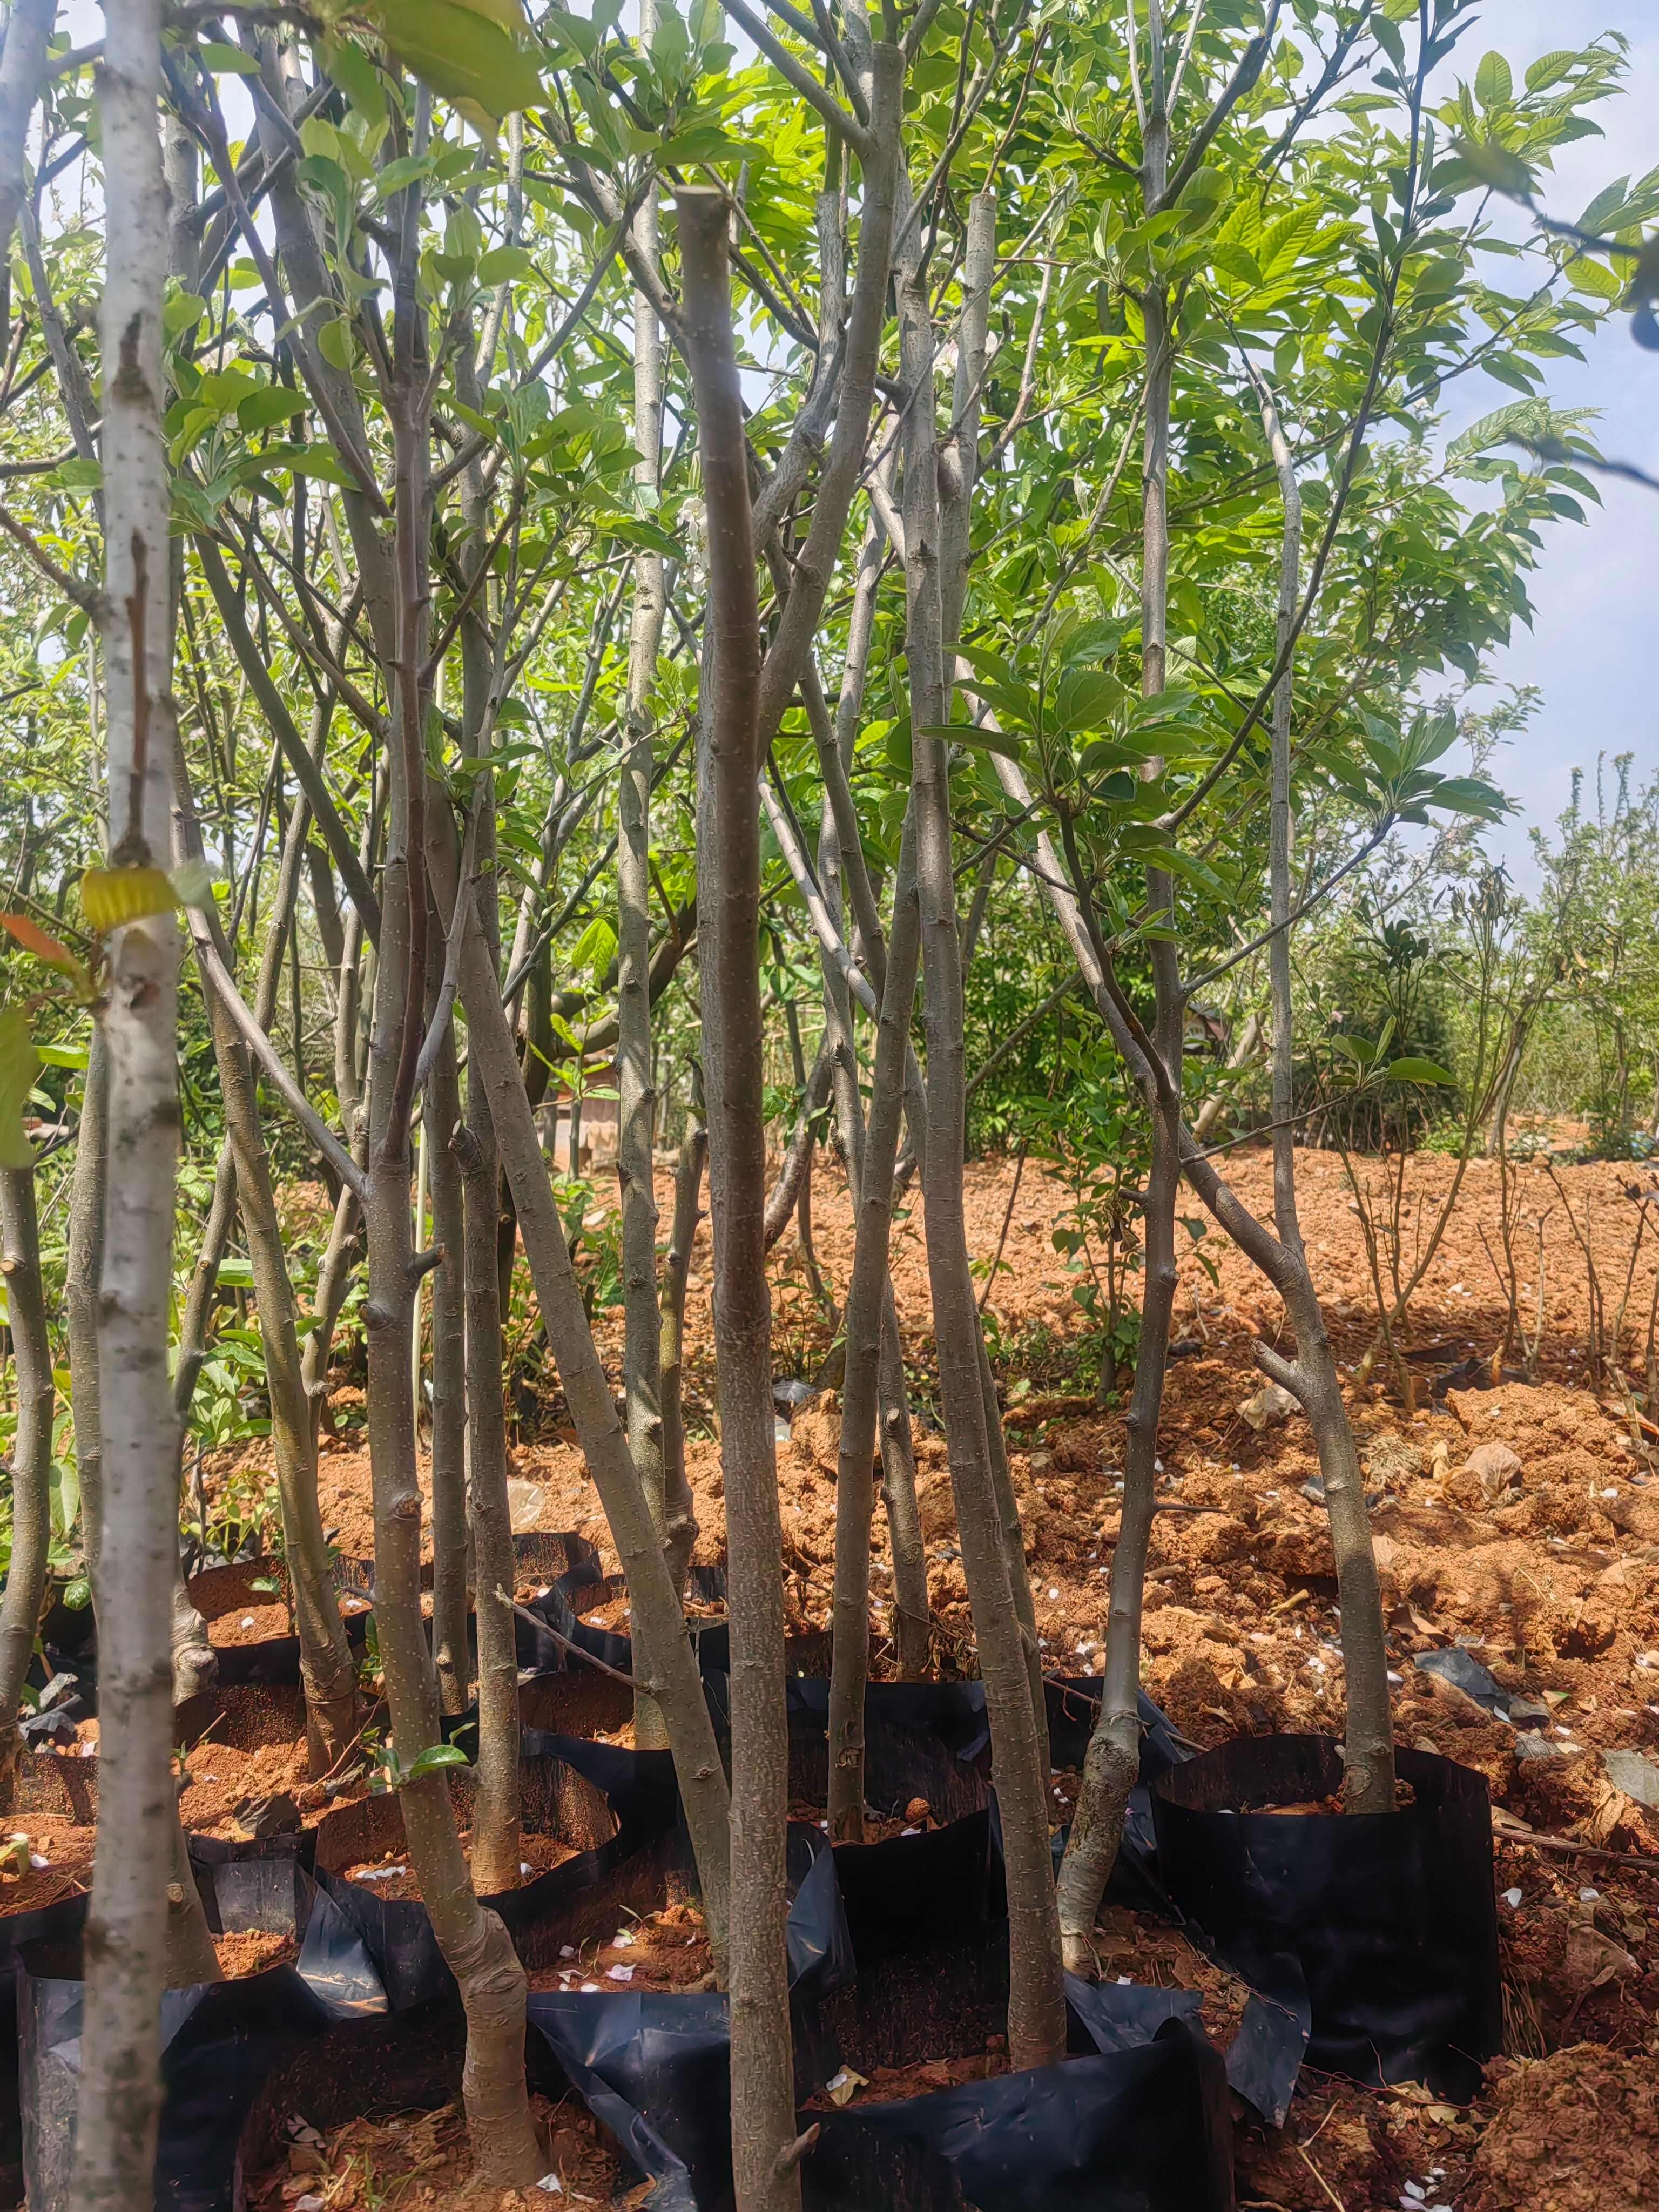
[404,1742,470,1781]
[320,35,389,125]
[1054,667,1124,735]
[218,1257,256,1290]
[570,915,618,975]
[368,0,544,124]
[36,1042,88,1071]
[376,154,434,200]
[62,1576,91,1611]
[0,1008,39,1170]
[1385,1056,1455,1085]
[921,723,1024,763]
[198,38,260,76]
[1454,138,1534,200]
[1423,774,1508,819]
[237,387,308,434]
[317,318,355,371]
[1474,52,1513,111]
[164,289,208,339]
[1209,242,1263,286]
[1565,254,1624,301]
[49,456,103,493]
[49,1458,77,1540]
[1526,49,1579,92]
[286,442,360,488]
[1481,354,1538,393]
[477,244,536,286]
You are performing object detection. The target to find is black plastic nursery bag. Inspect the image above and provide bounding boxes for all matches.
[18,1870,387,2211]
[529,1825,853,2212]
[1150,1734,1501,2101]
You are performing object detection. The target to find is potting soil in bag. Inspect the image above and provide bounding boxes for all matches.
[314,1735,682,2009]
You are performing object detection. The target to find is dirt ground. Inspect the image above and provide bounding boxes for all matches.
[236,1146,1659,2208]
[246,2093,631,2209]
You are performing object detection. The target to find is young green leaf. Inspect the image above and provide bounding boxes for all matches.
[404,1742,471,1781]
[237,387,308,434]
[198,39,261,76]
[478,245,537,286]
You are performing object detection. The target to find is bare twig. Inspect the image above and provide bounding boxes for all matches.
[498,1589,642,1692]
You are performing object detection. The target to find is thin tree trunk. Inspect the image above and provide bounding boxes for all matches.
[301,831,373,1438]
[660,1115,707,1596]
[457,860,733,1966]
[458,1070,522,1896]
[621,89,667,1745]
[301,1139,367,1440]
[1249,371,1394,1812]
[678,187,800,2212]
[65,1030,108,1576]
[0,0,53,273]
[0,1163,53,1773]
[828,823,922,1838]
[1055,26,1185,1964]
[363,1110,542,2181]
[976,1334,1050,1775]
[174,744,359,1768]
[427,1027,471,1719]
[898,187,1065,2073]
[1054,1080,1175,1970]
[1192,1008,1264,1141]
[876,1305,930,1677]
[447,324,522,1890]
[171,1140,237,1425]
[358,314,542,2175]
[75,17,221,2201]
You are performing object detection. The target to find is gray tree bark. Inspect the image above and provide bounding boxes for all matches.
[621,75,668,1743]
[1249,369,1393,1812]
[64,1032,108,1577]
[678,186,802,2212]
[0,0,54,273]
[0,1162,53,1774]
[174,744,359,1768]
[75,16,221,2202]
[897,183,1065,2072]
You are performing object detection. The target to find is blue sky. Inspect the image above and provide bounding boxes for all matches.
[1437,3,1658,875]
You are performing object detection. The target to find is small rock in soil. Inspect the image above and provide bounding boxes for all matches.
[1602,1748,1659,1809]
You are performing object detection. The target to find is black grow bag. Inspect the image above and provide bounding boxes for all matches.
[0,1748,99,2200]
[314,1735,680,2010]
[17,1868,387,2211]
[804,2005,1233,2212]
[529,1824,853,2212]
[517,1560,732,1676]
[1151,1734,1501,2100]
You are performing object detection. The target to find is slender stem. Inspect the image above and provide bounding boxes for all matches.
[678,185,800,2211]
